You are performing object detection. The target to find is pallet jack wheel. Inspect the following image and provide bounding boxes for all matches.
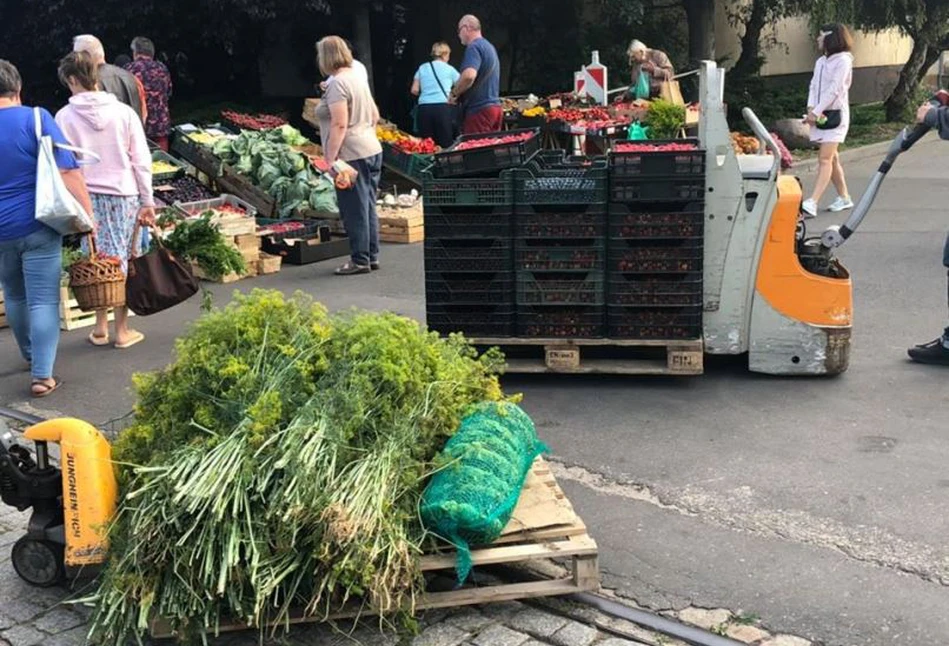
[11,536,65,587]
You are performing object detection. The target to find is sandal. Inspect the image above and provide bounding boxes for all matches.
[115,330,145,349]
[334,262,371,276]
[88,331,110,346]
[31,377,62,398]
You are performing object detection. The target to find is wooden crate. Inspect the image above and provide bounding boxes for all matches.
[469,337,705,375]
[191,262,257,284]
[149,457,597,639]
[379,202,424,244]
[59,286,132,331]
[257,252,282,275]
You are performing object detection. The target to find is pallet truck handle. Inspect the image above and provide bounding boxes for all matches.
[741,107,781,177]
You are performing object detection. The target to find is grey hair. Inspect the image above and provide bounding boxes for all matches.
[73,34,106,63]
[0,59,22,98]
[627,39,647,57]
[459,14,482,31]
[131,36,155,58]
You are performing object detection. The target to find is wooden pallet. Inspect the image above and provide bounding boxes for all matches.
[149,457,597,639]
[471,337,704,375]
[59,286,133,331]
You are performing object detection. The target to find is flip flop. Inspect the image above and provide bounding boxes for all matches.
[115,331,145,349]
[31,377,62,398]
[88,332,110,346]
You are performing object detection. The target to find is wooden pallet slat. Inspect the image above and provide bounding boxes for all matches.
[471,337,704,375]
[59,286,133,331]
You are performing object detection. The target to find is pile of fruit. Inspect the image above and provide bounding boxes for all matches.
[153,176,217,205]
[152,159,180,175]
[258,220,306,235]
[222,110,287,130]
[183,203,247,219]
[731,132,761,155]
[377,126,437,154]
[452,130,535,152]
[521,106,546,118]
[613,142,699,153]
[187,131,225,146]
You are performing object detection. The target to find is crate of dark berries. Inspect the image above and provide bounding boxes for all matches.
[515,239,605,272]
[422,171,513,208]
[425,238,513,273]
[610,176,706,203]
[609,139,704,179]
[425,271,514,305]
[515,208,606,240]
[517,306,605,338]
[607,307,702,340]
[427,303,515,338]
[432,128,540,178]
[608,273,703,307]
[608,203,704,240]
[424,206,514,239]
[511,151,608,206]
[517,271,604,306]
[609,239,703,274]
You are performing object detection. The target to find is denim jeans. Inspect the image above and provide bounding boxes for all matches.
[0,226,62,379]
[336,153,382,267]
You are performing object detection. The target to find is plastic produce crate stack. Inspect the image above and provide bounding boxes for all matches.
[607,140,706,340]
[512,152,608,339]
[421,167,516,338]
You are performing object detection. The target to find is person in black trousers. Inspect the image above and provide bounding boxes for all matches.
[411,42,460,148]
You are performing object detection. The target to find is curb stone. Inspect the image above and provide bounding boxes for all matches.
[793,132,941,173]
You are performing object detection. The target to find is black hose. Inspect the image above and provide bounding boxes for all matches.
[572,592,746,646]
[0,407,44,426]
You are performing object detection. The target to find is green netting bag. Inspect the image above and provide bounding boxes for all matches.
[420,401,547,583]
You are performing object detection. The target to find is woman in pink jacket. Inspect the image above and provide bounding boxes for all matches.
[802,24,854,219]
[55,51,154,349]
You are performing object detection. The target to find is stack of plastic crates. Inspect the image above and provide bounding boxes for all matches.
[607,140,706,340]
[512,152,608,338]
[422,170,515,338]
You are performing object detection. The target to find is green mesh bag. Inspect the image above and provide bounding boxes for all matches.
[420,401,547,583]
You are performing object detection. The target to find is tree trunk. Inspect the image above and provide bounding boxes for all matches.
[884,36,938,121]
[733,0,768,78]
[682,0,715,63]
[353,1,374,92]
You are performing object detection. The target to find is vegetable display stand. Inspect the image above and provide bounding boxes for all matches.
[59,286,133,332]
[149,457,599,639]
[216,165,277,218]
[432,128,540,178]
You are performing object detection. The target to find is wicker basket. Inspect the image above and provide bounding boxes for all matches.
[68,236,126,311]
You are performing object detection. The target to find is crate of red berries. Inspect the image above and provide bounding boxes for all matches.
[426,303,515,338]
[515,239,605,272]
[608,238,703,274]
[432,128,541,178]
[515,207,606,240]
[608,203,704,240]
[610,176,706,203]
[607,273,703,307]
[517,306,605,339]
[516,271,605,306]
[382,139,435,182]
[609,139,705,179]
[425,271,514,305]
[607,307,702,340]
[424,238,512,273]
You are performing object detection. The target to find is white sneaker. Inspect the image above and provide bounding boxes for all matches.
[801,198,818,219]
[827,196,854,212]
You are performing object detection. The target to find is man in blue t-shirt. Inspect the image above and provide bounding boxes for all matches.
[449,14,502,135]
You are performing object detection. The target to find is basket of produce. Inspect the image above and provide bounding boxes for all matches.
[67,236,126,311]
[609,139,704,178]
[432,128,540,178]
[221,109,288,131]
[152,176,218,205]
[151,150,186,182]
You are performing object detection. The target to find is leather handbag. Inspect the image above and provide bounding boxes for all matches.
[125,226,199,316]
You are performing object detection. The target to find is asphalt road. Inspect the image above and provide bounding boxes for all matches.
[2,138,948,645]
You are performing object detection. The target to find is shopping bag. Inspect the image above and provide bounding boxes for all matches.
[659,80,685,106]
[33,108,97,235]
[125,226,199,316]
[634,71,651,100]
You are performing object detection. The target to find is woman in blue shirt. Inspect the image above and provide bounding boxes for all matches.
[0,60,93,397]
[411,42,460,149]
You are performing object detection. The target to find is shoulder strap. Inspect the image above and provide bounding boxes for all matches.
[33,107,102,165]
[429,61,450,99]
[33,107,42,141]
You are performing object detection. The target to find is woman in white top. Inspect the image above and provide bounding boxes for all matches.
[802,23,854,218]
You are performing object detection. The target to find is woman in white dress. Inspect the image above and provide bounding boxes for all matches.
[802,23,854,219]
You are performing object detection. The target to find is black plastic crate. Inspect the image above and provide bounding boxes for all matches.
[517,271,605,306]
[256,218,328,243]
[422,172,514,207]
[515,238,605,272]
[382,143,433,182]
[432,128,541,178]
[608,307,703,340]
[427,303,515,338]
[424,207,514,239]
[425,271,514,305]
[608,203,704,239]
[515,208,606,239]
[510,152,608,205]
[609,238,703,274]
[425,238,512,272]
[608,272,703,306]
[517,306,605,339]
[610,139,704,178]
[611,177,706,203]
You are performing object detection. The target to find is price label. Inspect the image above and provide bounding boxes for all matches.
[154,184,175,192]
[549,98,562,109]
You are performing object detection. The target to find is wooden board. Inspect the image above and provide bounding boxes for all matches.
[149,457,598,640]
[378,203,424,244]
[470,337,704,375]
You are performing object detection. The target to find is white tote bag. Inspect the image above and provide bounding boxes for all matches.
[33,107,98,235]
